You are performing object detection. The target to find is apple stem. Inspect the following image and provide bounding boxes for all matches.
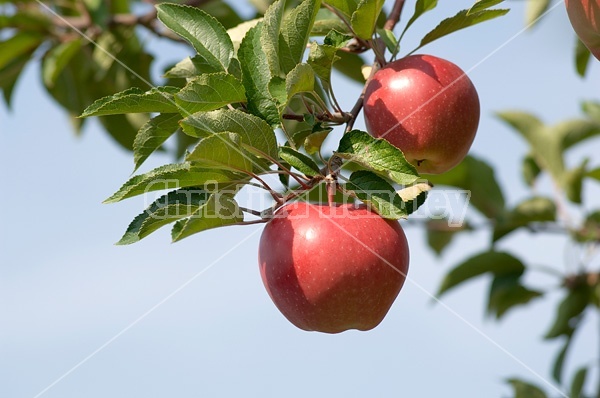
[326,176,336,207]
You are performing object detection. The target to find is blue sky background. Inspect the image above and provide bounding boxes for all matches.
[2,1,600,397]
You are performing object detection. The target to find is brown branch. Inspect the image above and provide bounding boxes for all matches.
[384,0,406,31]
[343,0,407,132]
[47,0,211,41]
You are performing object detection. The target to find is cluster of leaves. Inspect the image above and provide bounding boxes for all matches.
[79,0,508,244]
[0,0,247,150]
[424,106,600,396]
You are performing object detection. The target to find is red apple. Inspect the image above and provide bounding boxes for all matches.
[258,202,409,333]
[565,0,600,60]
[363,54,480,174]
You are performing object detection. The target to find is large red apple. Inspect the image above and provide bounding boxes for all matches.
[565,0,600,60]
[258,202,409,333]
[363,54,480,174]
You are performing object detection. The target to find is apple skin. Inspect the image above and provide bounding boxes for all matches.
[363,54,480,174]
[258,202,409,333]
[565,0,600,60]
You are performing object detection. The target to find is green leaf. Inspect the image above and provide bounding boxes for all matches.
[582,100,600,122]
[426,219,469,256]
[345,170,427,220]
[133,113,181,172]
[570,367,588,398]
[171,193,243,242]
[552,332,574,383]
[557,119,600,150]
[573,211,600,243]
[563,158,589,204]
[84,0,110,28]
[0,11,51,31]
[0,32,42,71]
[156,3,233,71]
[493,196,556,242]
[0,48,32,107]
[279,146,320,176]
[286,63,316,100]
[308,42,340,89]
[105,163,245,203]
[497,111,565,186]
[80,87,180,117]
[323,0,360,20]
[163,55,222,79]
[186,132,254,173]
[438,251,525,297]
[575,38,592,78]
[336,130,419,186]
[487,274,542,319]
[279,0,322,74]
[181,108,278,159]
[304,126,333,154]
[545,287,590,339]
[589,168,600,181]
[469,0,505,14]
[344,170,413,219]
[268,76,288,109]
[324,29,354,47]
[333,51,366,83]
[377,28,399,54]
[261,0,286,76]
[351,0,385,40]
[42,39,82,88]
[506,379,548,398]
[525,0,550,27]
[175,73,246,114]
[117,188,211,245]
[522,153,541,187]
[400,0,438,42]
[426,155,505,219]
[238,22,280,125]
[313,9,351,35]
[415,8,509,51]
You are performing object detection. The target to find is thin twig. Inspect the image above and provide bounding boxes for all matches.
[384,0,406,31]
[239,207,263,217]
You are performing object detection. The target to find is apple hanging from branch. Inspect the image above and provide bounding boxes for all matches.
[565,0,600,60]
[258,202,410,334]
[363,54,480,174]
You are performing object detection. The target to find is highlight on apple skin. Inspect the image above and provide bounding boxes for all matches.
[565,0,600,60]
[363,54,480,175]
[258,202,410,334]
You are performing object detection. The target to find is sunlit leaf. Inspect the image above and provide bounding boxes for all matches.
[156,3,234,71]
[279,146,320,176]
[104,163,246,203]
[81,87,180,117]
[351,0,385,40]
[336,130,419,185]
[238,22,280,125]
[171,193,243,242]
[415,8,508,51]
[182,108,278,159]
